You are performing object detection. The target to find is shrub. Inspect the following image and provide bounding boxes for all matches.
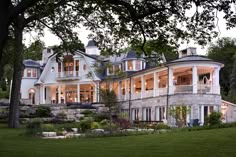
[100,119,109,126]
[152,123,170,130]
[80,117,94,131]
[41,124,56,132]
[56,112,67,119]
[91,122,101,129]
[35,106,51,117]
[26,119,42,135]
[81,110,96,117]
[54,122,80,132]
[113,118,131,129]
[94,113,109,122]
[206,111,222,126]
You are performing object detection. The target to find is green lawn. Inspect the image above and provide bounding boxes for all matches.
[1,125,236,157]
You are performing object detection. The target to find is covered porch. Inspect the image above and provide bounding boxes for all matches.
[115,65,220,101]
[39,82,99,104]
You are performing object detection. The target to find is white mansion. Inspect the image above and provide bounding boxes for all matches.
[20,40,232,125]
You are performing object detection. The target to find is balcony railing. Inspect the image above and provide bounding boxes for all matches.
[198,85,220,94]
[173,85,193,94]
[118,85,220,101]
[56,71,81,80]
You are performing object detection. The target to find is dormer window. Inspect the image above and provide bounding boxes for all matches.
[25,68,37,78]
[27,69,31,77]
[128,61,133,70]
[136,60,141,70]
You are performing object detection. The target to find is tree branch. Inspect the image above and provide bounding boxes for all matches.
[9,0,40,19]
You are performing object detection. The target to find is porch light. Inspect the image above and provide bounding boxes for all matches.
[145,82,147,85]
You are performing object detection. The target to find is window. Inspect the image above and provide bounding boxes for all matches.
[76,60,79,71]
[143,108,151,121]
[155,107,165,121]
[27,69,31,77]
[114,64,120,72]
[108,66,113,74]
[47,48,51,53]
[127,60,133,70]
[132,109,139,121]
[135,60,141,70]
[32,69,37,77]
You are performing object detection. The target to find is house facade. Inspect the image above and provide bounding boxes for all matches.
[19,40,224,125]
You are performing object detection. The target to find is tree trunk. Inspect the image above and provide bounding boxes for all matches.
[0,0,10,64]
[109,107,112,134]
[8,15,24,128]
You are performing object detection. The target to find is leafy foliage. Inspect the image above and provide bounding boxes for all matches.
[205,112,222,126]
[24,40,44,60]
[169,106,189,127]
[208,38,236,102]
[35,106,51,118]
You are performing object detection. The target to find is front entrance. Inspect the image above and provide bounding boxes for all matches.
[29,89,35,105]
[65,85,77,103]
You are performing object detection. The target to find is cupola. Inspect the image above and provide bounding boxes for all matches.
[85,40,100,55]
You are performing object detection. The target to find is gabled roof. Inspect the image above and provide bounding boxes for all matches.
[23,59,41,68]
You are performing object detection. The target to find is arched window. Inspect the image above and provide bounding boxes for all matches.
[29,89,36,105]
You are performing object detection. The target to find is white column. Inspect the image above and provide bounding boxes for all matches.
[42,85,45,104]
[133,60,136,71]
[58,85,61,103]
[125,79,128,100]
[131,78,134,99]
[141,75,145,98]
[168,68,173,94]
[77,84,80,103]
[153,72,157,97]
[213,67,220,94]
[201,105,204,125]
[192,66,198,93]
[125,61,128,71]
[94,83,97,103]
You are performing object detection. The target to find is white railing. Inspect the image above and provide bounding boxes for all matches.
[198,85,220,94]
[117,85,220,101]
[118,95,125,101]
[173,85,193,94]
[159,87,168,96]
[56,71,80,78]
[132,92,141,100]
[143,90,154,98]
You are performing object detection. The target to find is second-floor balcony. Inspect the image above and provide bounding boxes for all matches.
[56,71,82,80]
[117,85,220,101]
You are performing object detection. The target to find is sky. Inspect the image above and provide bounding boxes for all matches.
[23,9,236,56]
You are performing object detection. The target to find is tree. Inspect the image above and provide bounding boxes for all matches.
[99,89,118,133]
[130,39,178,67]
[24,40,44,60]
[1,0,236,128]
[208,38,236,102]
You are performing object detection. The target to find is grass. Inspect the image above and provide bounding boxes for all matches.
[1,124,236,157]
